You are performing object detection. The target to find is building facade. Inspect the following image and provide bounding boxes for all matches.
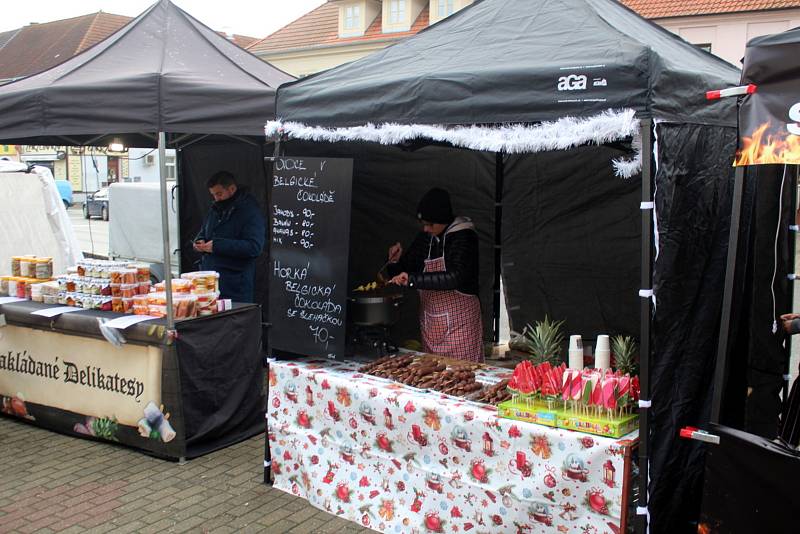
[248,0,474,77]
[623,1,800,66]
[127,149,177,185]
[19,146,129,193]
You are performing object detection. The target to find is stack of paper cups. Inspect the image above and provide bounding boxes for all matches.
[595,334,611,370]
[568,335,583,370]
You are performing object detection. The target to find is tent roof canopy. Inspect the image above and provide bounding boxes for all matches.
[741,25,800,83]
[276,0,740,130]
[0,0,294,147]
[746,25,800,49]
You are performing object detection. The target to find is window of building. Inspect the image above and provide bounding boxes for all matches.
[438,0,455,17]
[695,42,712,53]
[344,5,360,30]
[389,0,406,24]
[165,154,176,179]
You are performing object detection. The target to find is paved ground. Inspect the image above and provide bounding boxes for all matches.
[0,417,375,534]
[67,205,109,259]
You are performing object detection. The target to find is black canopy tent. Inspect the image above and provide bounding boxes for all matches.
[0,0,292,146]
[698,27,800,532]
[270,0,741,532]
[711,25,800,442]
[0,0,293,457]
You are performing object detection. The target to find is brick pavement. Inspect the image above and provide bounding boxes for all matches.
[0,417,375,533]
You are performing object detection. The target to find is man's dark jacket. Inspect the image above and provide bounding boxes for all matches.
[388,219,479,295]
[197,190,265,302]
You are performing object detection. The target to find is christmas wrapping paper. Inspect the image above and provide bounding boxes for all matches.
[267,359,638,534]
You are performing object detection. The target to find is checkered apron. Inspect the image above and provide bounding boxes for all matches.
[418,233,484,362]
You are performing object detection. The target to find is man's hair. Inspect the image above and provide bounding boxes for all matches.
[207,171,236,189]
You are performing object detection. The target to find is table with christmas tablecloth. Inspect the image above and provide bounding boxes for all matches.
[267,359,638,534]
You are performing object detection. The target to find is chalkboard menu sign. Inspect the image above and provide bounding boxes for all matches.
[267,156,353,359]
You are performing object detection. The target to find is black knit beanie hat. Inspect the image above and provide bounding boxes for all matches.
[417,187,454,224]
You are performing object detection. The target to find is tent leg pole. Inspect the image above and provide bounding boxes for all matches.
[264,145,277,486]
[785,167,798,408]
[493,153,504,346]
[637,119,653,534]
[264,359,272,485]
[158,131,175,330]
[711,165,745,424]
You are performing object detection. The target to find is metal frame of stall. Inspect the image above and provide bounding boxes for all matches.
[262,124,655,534]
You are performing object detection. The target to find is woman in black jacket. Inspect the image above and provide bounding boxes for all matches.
[387,188,483,362]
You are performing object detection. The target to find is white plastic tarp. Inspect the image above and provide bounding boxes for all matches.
[108,181,179,266]
[0,161,83,274]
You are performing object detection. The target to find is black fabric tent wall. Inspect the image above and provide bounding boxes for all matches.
[699,424,800,533]
[699,25,800,530]
[269,139,640,350]
[648,123,741,531]
[502,144,641,339]
[272,1,743,532]
[277,140,498,343]
[719,165,794,438]
[177,141,272,322]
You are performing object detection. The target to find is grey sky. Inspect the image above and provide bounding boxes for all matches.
[1,0,326,39]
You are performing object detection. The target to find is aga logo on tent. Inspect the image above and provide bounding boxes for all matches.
[557,74,587,91]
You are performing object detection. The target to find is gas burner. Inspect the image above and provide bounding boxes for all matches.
[346,325,398,358]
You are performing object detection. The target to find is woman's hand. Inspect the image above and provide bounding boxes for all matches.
[389,272,409,286]
[388,242,403,263]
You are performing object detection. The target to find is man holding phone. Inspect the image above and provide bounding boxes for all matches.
[194,171,265,303]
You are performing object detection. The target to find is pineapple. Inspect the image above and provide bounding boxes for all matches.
[611,335,638,375]
[522,315,565,366]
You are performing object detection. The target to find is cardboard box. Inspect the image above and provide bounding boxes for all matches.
[556,411,638,438]
[497,399,559,427]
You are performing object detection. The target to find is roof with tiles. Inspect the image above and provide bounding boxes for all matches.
[0,12,131,81]
[228,34,260,48]
[620,0,800,19]
[248,2,429,54]
[0,29,20,51]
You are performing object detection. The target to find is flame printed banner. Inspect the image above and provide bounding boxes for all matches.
[267,359,638,534]
[737,29,800,166]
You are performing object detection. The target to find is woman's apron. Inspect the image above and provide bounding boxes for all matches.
[418,227,484,362]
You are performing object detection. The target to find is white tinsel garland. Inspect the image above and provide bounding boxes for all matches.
[265,109,643,178]
[612,128,643,179]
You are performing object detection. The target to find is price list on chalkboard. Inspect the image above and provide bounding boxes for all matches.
[267,156,353,359]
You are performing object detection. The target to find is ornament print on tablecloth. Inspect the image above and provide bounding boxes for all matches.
[268,359,636,534]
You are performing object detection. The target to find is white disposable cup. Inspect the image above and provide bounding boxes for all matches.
[568,349,584,370]
[569,335,582,351]
[595,334,611,369]
[596,334,610,353]
[595,350,611,370]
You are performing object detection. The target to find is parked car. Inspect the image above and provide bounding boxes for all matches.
[55,179,73,208]
[83,187,109,220]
